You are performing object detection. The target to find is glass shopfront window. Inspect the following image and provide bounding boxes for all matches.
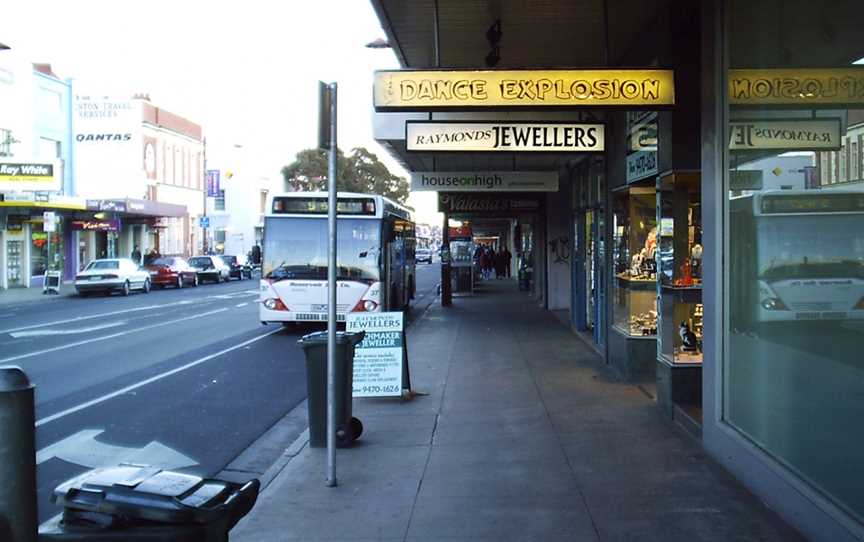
[30,220,64,277]
[725,0,864,523]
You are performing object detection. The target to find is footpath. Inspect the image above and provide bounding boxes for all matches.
[233,280,804,542]
[0,283,76,307]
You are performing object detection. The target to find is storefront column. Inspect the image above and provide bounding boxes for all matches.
[23,223,32,288]
[0,229,6,290]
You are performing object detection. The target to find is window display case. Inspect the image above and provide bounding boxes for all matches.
[656,172,703,363]
[612,186,658,337]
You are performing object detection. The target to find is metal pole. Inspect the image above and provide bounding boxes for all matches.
[326,82,338,487]
[0,366,37,542]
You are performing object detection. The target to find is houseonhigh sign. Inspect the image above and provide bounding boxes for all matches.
[374,69,675,109]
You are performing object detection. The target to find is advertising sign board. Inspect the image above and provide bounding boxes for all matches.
[346,312,405,397]
[728,118,842,150]
[0,161,61,192]
[374,69,676,109]
[206,170,221,197]
[406,122,604,152]
[729,68,864,106]
[411,171,558,192]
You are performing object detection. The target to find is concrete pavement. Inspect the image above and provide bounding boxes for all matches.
[233,279,805,542]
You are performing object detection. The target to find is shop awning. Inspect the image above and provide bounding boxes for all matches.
[86,198,187,218]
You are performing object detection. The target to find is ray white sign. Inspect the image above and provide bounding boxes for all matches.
[406,122,605,152]
[411,171,559,192]
[729,119,842,150]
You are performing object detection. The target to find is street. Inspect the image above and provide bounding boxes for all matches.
[0,262,440,523]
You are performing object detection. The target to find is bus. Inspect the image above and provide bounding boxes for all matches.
[729,189,864,329]
[259,192,416,325]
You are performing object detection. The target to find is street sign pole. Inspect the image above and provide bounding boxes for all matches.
[325,82,339,488]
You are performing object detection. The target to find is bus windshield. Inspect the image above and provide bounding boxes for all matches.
[263,217,381,282]
[757,214,864,280]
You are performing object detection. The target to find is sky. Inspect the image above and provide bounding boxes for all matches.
[0,0,441,224]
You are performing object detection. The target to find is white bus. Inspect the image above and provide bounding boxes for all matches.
[729,189,864,328]
[259,192,416,326]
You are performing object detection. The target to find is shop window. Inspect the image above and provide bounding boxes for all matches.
[30,220,64,277]
[0,127,16,157]
[215,189,226,211]
[726,0,864,522]
[611,186,657,337]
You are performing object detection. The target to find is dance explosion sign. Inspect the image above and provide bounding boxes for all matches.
[374,69,675,109]
[406,122,604,152]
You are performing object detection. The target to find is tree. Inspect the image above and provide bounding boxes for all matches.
[281,147,409,204]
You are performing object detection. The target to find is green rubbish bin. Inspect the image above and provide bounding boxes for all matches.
[298,331,365,448]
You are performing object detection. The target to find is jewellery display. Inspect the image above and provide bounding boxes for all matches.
[629,310,658,336]
[613,187,658,337]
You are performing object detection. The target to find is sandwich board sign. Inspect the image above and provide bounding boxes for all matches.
[346,312,410,397]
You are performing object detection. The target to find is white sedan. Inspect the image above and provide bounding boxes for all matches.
[75,258,151,297]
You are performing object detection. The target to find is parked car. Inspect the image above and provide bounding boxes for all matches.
[144,256,199,289]
[75,258,151,296]
[416,247,433,263]
[188,255,231,283]
[221,254,252,280]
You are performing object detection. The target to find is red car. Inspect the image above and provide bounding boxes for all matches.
[144,257,199,289]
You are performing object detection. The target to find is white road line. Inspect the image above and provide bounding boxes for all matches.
[36,328,282,427]
[0,291,255,334]
[10,321,127,338]
[0,308,229,364]
[235,302,249,308]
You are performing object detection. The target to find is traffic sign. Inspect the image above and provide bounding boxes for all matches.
[43,211,56,232]
[199,216,210,228]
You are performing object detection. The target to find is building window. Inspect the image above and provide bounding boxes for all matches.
[0,128,16,157]
[259,190,268,214]
[726,0,864,523]
[215,189,226,211]
[39,137,61,159]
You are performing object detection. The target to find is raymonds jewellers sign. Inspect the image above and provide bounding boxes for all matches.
[406,122,604,152]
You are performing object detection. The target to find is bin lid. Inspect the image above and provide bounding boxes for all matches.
[297,330,365,348]
[52,464,256,525]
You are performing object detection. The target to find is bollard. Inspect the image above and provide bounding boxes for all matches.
[0,366,37,542]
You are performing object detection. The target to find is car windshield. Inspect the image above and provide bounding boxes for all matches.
[222,256,237,264]
[151,258,174,266]
[188,257,212,267]
[86,260,119,270]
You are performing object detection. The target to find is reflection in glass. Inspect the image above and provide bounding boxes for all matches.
[726,1,864,519]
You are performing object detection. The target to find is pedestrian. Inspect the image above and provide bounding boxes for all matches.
[494,247,507,279]
[487,246,497,278]
[478,247,491,280]
[501,245,512,278]
[131,245,141,264]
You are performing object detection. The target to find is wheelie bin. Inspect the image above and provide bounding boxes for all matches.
[38,464,260,541]
[297,330,365,448]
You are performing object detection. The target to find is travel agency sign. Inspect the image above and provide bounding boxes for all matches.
[374,69,675,109]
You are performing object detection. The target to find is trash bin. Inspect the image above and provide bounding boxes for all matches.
[298,330,365,448]
[38,464,260,541]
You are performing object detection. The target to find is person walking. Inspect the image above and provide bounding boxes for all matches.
[487,246,497,279]
[131,245,142,265]
[479,246,491,280]
[494,246,508,279]
[501,245,512,278]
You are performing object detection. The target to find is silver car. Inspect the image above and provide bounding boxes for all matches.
[75,258,151,297]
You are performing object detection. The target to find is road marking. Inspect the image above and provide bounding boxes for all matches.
[235,302,248,308]
[0,308,229,364]
[36,328,282,427]
[0,291,255,334]
[37,428,198,470]
[10,321,127,338]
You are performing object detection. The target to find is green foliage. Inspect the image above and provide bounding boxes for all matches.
[281,147,409,204]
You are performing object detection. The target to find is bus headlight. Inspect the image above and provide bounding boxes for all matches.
[263,298,288,311]
[761,297,788,311]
